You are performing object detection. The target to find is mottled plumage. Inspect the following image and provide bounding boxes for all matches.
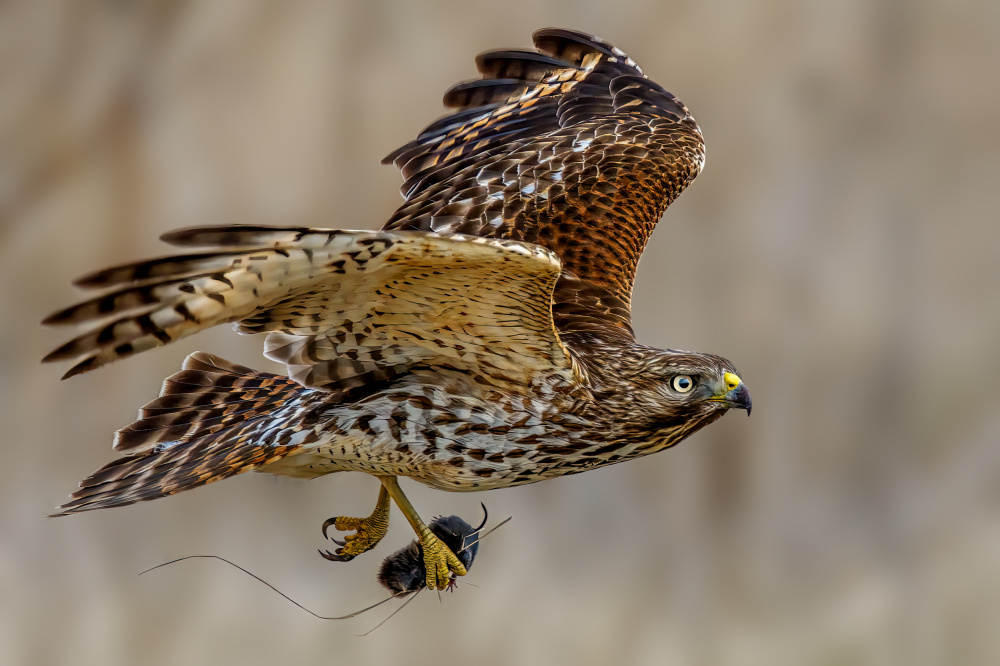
[44,30,750,585]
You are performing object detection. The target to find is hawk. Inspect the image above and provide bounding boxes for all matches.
[44,28,751,590]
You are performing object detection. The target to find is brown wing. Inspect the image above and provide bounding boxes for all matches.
[381,28,705,335]
[42,227,578,389]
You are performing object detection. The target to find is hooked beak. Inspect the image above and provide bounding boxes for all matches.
[710,372,752,416]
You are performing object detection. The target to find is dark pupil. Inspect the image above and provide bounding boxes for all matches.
[676,377,690,389]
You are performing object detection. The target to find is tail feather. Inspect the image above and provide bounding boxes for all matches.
[52,352,306,516]
[52,431,300,516]
[114,352,302,452]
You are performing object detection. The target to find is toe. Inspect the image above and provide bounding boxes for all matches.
[426,558,449,590]
[448,552,468,577]
[334,516,362,531]
[420,536,468,590]
[318,548,353,562]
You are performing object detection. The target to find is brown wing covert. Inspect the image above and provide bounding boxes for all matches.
[382,28,705,314]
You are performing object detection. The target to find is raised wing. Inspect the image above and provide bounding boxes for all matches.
[42,226,576,389]
[382,28,705,327]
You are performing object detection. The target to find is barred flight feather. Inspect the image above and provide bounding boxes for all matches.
[44,230,574,390]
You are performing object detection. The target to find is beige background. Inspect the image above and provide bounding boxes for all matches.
[3,1,999,664]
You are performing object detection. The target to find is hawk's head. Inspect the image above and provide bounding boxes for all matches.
[602,347,751,442]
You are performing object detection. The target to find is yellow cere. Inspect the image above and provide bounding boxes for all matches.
[723,372,742,392]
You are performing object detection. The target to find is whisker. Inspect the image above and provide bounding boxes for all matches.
[460,516,512,553]
[140,555,398,620]
[358,589,423,636]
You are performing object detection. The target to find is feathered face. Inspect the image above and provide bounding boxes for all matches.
[617,350,751,435]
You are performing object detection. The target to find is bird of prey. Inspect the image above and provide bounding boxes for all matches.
[44,28,751,590]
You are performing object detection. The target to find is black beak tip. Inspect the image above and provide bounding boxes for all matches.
[732,384,752,416]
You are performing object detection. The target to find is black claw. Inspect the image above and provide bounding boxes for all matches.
[331,538,346,547]
[318,548,354,562]
[321,517,338,540]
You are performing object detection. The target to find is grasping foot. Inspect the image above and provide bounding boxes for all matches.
[417,526,469,590]
[319,485,390,562]
[378,475,468,590]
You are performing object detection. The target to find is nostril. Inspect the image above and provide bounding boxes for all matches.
[723,372,741,392]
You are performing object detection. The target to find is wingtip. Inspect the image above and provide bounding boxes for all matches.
[532,27,608,51]
[41,341,85,368]
[48,505,73,518]
[531,27,596,42]
[59,357,98,380]
[159,226,205,246]
[40,349,62,364]
[41,310,68,327]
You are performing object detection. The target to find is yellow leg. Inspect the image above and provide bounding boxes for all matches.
[379,475,468,590]
[319,484,390,561]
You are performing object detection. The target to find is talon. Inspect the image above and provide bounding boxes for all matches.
[320,515,388,560]
[321,517,337,541]
[320,486,391,562]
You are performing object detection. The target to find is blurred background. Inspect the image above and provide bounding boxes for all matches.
[2,1,999,664]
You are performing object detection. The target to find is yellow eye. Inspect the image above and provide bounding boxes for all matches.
[671,375,695,393]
